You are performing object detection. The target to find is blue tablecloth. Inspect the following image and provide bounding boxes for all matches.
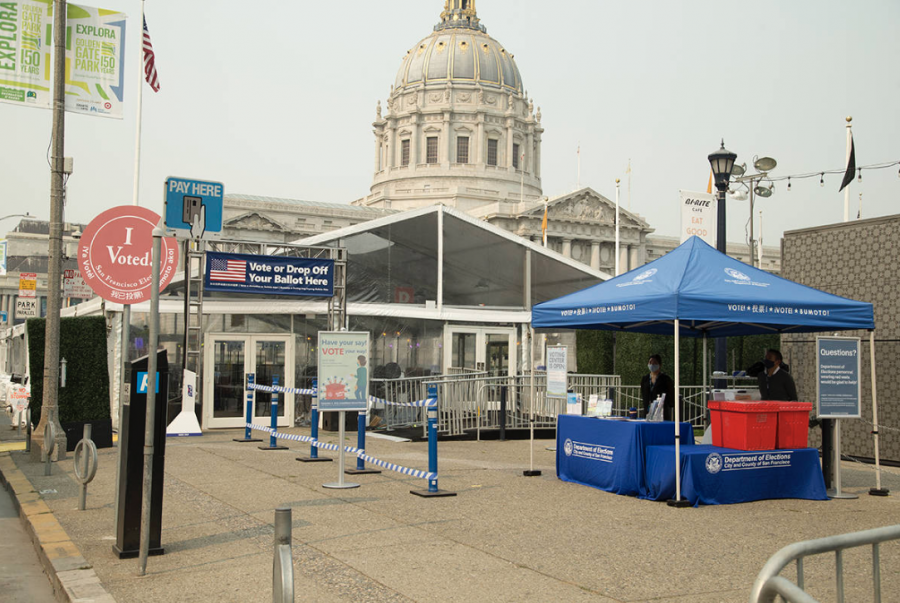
[556,415,694,496]
[643,445,828,506]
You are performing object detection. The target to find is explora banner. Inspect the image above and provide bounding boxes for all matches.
[0,0,52,108]
[0,2,127,118]
[204,251,335,297]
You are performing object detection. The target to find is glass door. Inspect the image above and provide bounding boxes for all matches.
[204,334,293,429]
[444,327,516,375]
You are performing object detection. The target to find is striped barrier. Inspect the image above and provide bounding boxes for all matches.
[249,383,316,396]
[368,395,437,408]
[245,424,436,481]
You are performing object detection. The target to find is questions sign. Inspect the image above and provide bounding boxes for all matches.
[204,251,334,297]
[679,190,717,246]
[816,336,861,418]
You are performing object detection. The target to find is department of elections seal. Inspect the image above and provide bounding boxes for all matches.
[724,267,751,281]
[564,438,574,457]
[705,453,723,474]
[633,268,657,282]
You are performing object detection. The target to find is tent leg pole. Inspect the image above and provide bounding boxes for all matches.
[524,326,540,477]
[869,330,888,496]
[668,319,689,508]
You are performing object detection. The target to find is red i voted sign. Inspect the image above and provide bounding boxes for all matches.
[78,206,179,304]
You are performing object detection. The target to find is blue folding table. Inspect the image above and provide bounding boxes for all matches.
[556,415,694,497]
[643,444,828,506]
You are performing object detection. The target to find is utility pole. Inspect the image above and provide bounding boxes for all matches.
[33,0,68,461]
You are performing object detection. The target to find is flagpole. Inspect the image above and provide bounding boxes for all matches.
[627,159,632,211]
[615,179,621,276]
[576,144,581,189]
[133,0,145,207]
[757,209,763,266]
[844,116,852,222]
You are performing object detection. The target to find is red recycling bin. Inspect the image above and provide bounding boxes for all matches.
[774,402,813,449]
[708,401,780,451]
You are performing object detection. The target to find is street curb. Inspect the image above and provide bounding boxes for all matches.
[0,452,116,603]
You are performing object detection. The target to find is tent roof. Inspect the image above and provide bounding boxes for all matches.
[532,236,874,337]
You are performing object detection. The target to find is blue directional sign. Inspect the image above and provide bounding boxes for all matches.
[164,176,224,240]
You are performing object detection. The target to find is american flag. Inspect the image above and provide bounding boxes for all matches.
[143,16,160,92]
[209,258,246,282]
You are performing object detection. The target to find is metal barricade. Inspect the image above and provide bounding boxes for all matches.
[750,524,900,603]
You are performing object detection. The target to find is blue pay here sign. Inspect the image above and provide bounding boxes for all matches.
[816,336,861,419]
[164,176,224,239]
[204,251,334,297]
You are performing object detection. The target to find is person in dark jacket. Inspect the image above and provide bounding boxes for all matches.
[641,354,677,420]
[758,349,798,401]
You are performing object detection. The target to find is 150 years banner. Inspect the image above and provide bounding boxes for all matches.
[0,1,127,118]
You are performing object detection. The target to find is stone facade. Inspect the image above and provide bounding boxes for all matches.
[781,214,900,462]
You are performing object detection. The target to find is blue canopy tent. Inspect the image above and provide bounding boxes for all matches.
[532,236,883,504]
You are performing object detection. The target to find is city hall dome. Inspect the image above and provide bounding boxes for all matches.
[394,2,523,94]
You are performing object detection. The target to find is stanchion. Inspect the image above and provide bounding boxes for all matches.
[411,385,455,498]
[74,424,99,511]
[297,379,331,463]
[234,373,262,443]
[322,412,359,490]
[272,507,294,603]
[346,409,381,475]
[259,376,288,451]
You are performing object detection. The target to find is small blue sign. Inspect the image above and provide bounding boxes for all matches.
[136,372,161,394]
[204,251,335,297]
[164,176,224,239]
[0,310,7,323]
[817,337,861,418]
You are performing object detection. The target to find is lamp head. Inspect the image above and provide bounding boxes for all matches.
[708,140,738,192]
[754,183,774,198]
[753,156,778,173]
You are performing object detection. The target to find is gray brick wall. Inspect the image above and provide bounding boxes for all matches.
[781,215,900,462]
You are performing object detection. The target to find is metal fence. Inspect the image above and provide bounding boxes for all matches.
[750,524,900,603]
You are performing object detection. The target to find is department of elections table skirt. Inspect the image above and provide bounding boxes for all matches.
[643,445,828,506]
[556,415,694,496]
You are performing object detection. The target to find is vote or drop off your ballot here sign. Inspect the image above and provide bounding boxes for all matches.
[317,332,369,412]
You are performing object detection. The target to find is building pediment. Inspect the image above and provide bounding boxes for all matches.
[225,212,288,232]
[528,188,650,230]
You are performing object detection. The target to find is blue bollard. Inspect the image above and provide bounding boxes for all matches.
[346,408,381,475]
[259,375,287,451]
[234,373,261,443]
[411,384,455,497]
[297,379,331,462]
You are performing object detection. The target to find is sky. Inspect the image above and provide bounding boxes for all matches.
[2,0,898,249]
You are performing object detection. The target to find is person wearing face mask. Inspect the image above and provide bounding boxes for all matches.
[758,349,798,401]
[641,354,676,420]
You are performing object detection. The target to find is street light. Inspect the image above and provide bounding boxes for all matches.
[729,155,777,267]
[708,141,737,386]
[708,141,737,254]
[0,212,31,223]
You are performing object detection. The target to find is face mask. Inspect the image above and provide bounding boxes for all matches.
[648,364,660,373]
[762,358,775,369]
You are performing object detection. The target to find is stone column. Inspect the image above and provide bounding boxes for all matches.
[506,118,514,171]
[526,129,534,174]
[629,245,640,270]
[411,116,420,171]
[619,245,629,273]
[534,132,542,178]
[562,238,572,258]
[590,242,600,270]
[389,123,397,169]
[373,130,382,173]
[443,111,451,167]
[476,115,485,165]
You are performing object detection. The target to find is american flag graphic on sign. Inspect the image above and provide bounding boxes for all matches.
[209,258,246,282]
[143,17,160,92]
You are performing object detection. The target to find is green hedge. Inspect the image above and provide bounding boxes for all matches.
[27,316,110,425]
[577,330,780,386]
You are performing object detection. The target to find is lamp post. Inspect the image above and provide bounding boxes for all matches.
[729,156,777,268]
[708,141,737,381]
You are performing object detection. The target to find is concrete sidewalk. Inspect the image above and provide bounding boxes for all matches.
[2,413,899,602]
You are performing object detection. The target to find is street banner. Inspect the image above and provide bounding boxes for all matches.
[204,251,335,297]
[816,336,861,419]
[679,190,717,246]
[78,206,179,304]
[317,331,369,412]
[18,272,37,297]
[15,297,37,318]
[0,240,7,275]
[64,4,128,119]
[546,345,567,399]
[62,268,92,299]
[0,0,52,109]
[0,2,128,118]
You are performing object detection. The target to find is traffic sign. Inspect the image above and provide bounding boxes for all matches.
[19,272,37,298]
[63,269,93,299]
[164,176,224,240]
[16,297,37,318]
[78,206,180,304]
